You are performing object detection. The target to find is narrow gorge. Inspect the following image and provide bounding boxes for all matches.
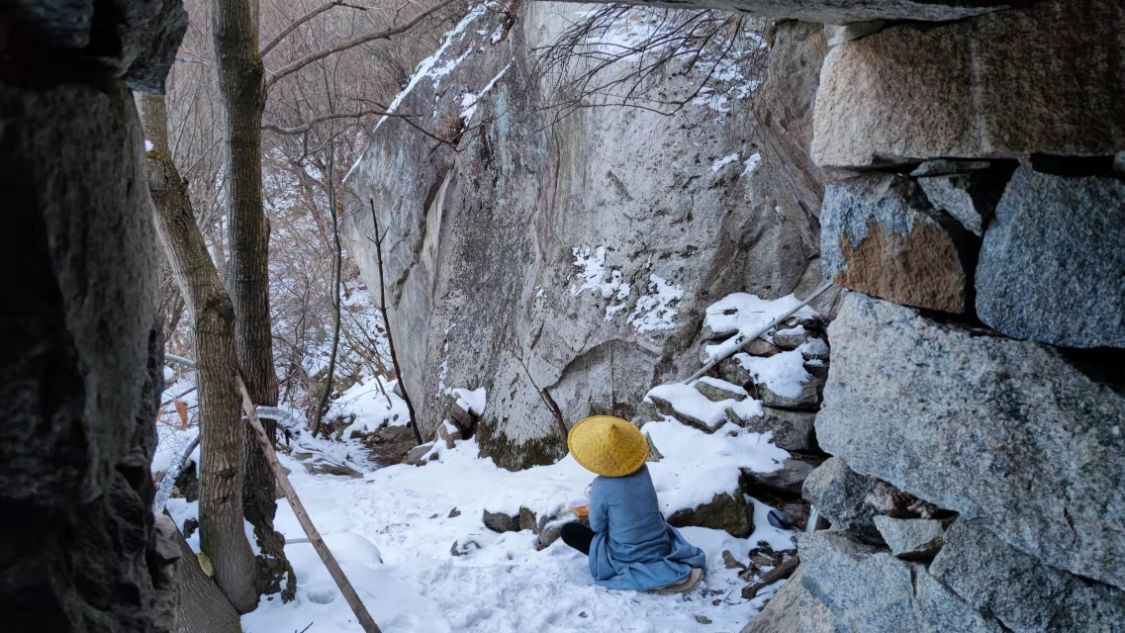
[339,0,1125,630]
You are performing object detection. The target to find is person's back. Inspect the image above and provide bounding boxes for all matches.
[561,415,706,592]
[591,466,671,563]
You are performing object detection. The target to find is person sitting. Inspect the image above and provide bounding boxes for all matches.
[560,415,705,593]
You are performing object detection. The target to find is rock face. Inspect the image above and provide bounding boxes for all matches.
[872,516,945,559]
[812,0,1125,168]
[547,0,1018,24]
[667,492,753,538]
[743,408,816,452]
[798,532,1004,633]
[0,1,184,626]
[931,520,1125,632]
[976,167,1125,348]
[818,294,1125,590]
[821,174,974,314]
[340,4,827,467]
[5,0,188,92]
[801,457,879,533]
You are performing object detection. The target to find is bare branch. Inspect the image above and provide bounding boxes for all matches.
[262,109,397,135]
[260,1,367,58]
[264,0,458,92]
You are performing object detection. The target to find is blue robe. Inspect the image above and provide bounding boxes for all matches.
[587,465,707,590]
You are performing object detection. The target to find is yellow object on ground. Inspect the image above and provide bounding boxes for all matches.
[567,415,648,477]
[573,505,589,518]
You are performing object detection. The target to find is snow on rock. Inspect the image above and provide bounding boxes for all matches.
[328,374,411,436]
[742,152,762,176]
[459,63,512,123]
[735,350,810,400]
[571,246,631,307]
[452,387,487,415]
[346,2,494,179]
[703,293,820,361]
[711,152,741,173]
[645,382,764,432]
[629,274,684,333]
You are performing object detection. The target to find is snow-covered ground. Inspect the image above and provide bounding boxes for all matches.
[218,420,793,633]
[158,289,815,632]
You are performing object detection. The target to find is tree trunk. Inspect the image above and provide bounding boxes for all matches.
[211,0,290,594]
[140,94,259,614]
[312,147,343,436]
[165,513,242,633]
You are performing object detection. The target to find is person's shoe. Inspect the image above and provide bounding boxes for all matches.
[651,567,704,594]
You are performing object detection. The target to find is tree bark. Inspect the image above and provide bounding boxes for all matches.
[140,94,259,614]
[211,0,289,590]
[166,512,242,633]
[312,148,343,435]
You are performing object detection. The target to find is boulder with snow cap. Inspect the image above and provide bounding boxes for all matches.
[404,441,437,466]
[770,326,810,351]
[645,382,763,433]
[737,350,824,411]
[693,377,750,402]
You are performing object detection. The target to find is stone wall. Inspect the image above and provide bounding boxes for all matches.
[746,0,1125,630]
[0,2,186,631]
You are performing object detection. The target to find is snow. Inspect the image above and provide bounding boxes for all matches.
[460,63,512,123]
[742,152,762,176]
[346,3,491,180]
[328,374,411,435]
[231,416,792,633]
[452,387,487,415]
[644,383,764,431]
[571,246,631,319]
[710,153,740,173]
[734,350,810,399]
[801,337,830,358]
[703,293,819,362]
[145,139,154,152]
[628,274,684,334]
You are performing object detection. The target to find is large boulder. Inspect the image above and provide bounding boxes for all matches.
[812,0,1125,168]
[667,492,753,538]
[743,407,816,452]
[801,457,879,533]
[798,532,1003,633]
[872,516,945,560]
[5,0,188,92]
[931,520,1125,632]
[976,167,1125,348]
[821,174,975,314]
[0,31,180,628]
[741,569,832,633]
[340,3,825,467]
[818,294,1125,590]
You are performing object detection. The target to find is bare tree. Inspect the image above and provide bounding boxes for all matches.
[536,6,768,119]
[140,94,260,613]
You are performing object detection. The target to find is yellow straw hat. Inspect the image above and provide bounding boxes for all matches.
[567,415,647,477]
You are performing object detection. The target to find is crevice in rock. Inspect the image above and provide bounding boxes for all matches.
[1029,154,1118,178]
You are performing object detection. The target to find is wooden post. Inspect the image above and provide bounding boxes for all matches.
[237,377,383,633]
